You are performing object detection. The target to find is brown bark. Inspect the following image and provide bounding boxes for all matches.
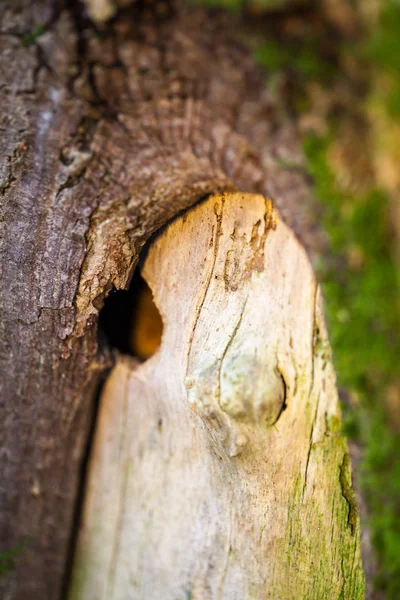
[0,1,324,598]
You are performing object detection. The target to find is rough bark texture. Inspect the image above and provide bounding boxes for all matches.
[70,193,364,599]
[1,1,325,598]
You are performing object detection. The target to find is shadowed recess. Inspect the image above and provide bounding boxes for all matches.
[99,270,163,360]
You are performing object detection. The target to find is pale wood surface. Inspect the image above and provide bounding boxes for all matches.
[71,193,363,599]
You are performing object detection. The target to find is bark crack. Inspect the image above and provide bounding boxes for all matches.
[0,140,27,196]
[271,370,288,426]
[217,296,248,415]
[308,280,319,399]
[185,197,226,376]
[302,390,321,502]
[302,281,323,499]
[339,453,358,536]
[106,370,132,596]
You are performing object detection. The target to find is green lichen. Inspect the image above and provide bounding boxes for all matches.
[327,414,342,435]
[281,424,364,599]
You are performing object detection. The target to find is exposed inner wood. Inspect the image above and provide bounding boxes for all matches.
[71,193,363,600]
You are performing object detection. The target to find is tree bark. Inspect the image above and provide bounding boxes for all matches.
[70,192,364,599]
[0,1,343,598]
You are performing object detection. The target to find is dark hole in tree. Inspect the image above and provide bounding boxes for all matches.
[99,268,163,360]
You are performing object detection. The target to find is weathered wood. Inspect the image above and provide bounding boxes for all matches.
[71,193,363,600]
[0,1,324,598]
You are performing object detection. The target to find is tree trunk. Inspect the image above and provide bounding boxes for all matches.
[0,1,359,599]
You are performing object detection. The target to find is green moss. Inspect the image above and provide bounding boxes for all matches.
[22,24,45,47]
[185,0,242,11]
[254,37,332,82]
[187,0,300,11]
[0,542,27,578]
[366,0,400,118]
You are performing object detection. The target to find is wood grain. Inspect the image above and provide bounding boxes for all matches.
[71,193,363,600]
